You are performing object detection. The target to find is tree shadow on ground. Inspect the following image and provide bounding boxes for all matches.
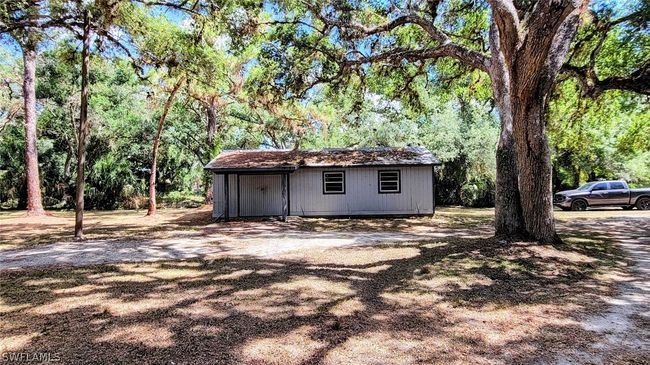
[1,218,645,364]
[0,206,499,249]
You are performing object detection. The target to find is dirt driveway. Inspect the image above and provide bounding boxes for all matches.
[0,207,497,270]
[0,229,447,270]
[0,207,645,272]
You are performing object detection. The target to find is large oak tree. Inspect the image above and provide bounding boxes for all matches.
[264,0,649,243]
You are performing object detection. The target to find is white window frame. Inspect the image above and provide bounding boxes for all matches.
[378,170,401,194]
[323,171,345,194]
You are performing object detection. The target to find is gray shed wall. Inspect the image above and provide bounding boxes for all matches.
[212,165,434,218]
[289,166,433,216]
[213,174,238,218]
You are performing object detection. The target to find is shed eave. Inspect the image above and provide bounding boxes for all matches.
[204,166,299,174]
[300,161,441,168]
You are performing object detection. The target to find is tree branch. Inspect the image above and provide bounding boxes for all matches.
[487,0,520,66]
[562,5,650,96]
[99,31,148,80]
[312,6,449,44]
[133,0,201,15]
[345,43,489,73]
[562,62,650,96]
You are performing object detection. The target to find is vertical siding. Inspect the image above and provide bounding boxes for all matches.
[212,174,238,218]
[289,166,433,216]
[239,175,283,216]
[212,167,433,218]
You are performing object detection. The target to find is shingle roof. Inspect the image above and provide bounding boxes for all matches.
[204,147,440,172]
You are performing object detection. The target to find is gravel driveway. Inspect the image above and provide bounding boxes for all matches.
[559,217,650,362]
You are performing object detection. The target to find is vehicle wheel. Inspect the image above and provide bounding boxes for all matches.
[571,199,588,211]
[636,197,650,210]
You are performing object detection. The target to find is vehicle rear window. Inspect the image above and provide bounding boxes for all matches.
[610,182,626,190]
[592,183,608,191]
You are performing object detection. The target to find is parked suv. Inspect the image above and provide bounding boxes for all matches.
[554,180,650,211]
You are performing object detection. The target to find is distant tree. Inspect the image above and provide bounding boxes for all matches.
[147,76,185,216]
[0,0,55,215]
[184,43,247,203]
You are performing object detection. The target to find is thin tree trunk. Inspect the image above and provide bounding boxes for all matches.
[573,166,580,188]
[202,172,213,204]
[22,41,45,216]
[204,97,217,204]
[63,145,73,179]
[147,77,184,216]
[74,10,91,239]
[206,97,217,145]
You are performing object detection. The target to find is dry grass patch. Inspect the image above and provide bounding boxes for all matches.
[0,207,215,249]
[3,206,649,251]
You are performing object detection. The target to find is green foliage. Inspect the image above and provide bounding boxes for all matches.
[87,153,137,209]
[460,179,496,208]
[161,191,204,208]
[0,123,26,208]
[549,81,650,189]
[1,0,648,212]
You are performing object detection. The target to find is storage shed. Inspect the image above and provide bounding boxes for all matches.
[204,147,440,221]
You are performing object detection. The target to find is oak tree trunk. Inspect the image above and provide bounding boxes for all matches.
[494,122,525,237]
[74,10,91,239]
[488,0,587,243]
[147,78,184,216]
[493,89,559,243]
[489,22,525,238]
[22,41,45,216]
[512,99,559,243]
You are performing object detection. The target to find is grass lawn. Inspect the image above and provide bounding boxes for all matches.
[0,207,648,363]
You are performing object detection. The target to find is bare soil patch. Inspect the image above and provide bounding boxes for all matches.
[1,207,648,363]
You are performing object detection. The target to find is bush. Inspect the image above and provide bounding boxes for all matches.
[161,191,204,208]
[459,179,495,208]
[121,195,149,210]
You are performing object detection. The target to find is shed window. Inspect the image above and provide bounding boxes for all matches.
[323,171,345,194]
[379,170,401,193]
